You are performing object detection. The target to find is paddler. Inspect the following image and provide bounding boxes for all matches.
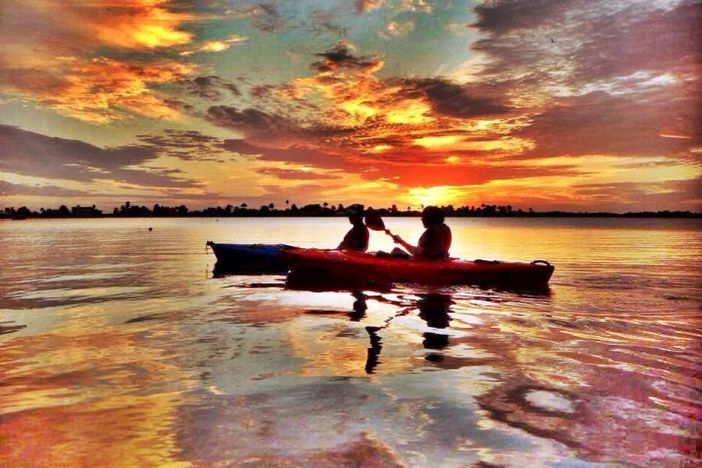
[391,206,451,259]
[337,204,369,252]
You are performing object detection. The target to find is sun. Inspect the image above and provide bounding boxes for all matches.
[404,186,465,208]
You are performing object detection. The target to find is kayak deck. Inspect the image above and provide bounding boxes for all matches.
[283,248,554,288]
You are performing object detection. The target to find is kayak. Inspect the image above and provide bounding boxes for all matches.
[206,242,290,273]
[283,248,554,289]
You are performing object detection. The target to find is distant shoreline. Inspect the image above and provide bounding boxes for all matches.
[2,212,701,220]
[4,202,700,220]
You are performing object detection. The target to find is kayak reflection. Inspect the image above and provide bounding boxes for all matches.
[365,293,453,374]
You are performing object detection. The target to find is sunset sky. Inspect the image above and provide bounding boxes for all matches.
[1,0,700,211]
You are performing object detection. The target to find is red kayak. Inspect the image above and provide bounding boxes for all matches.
[283,248,554,289]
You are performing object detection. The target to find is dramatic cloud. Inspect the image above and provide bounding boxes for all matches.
[472,0,577,34]
[399,78,509,118]
[0,1,196,122]
[1,0,699,210]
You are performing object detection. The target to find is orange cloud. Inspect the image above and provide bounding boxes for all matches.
[179,35,248,56]
[0,1,196,122]
[1,58,194,122]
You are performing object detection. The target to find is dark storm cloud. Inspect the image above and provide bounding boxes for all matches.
[0,125,200,187]
[399,78,510,118]
[311,42,382,73]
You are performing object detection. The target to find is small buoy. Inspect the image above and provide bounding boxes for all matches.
[148,227,153,231]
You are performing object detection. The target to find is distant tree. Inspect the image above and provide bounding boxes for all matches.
[17,206,32,217]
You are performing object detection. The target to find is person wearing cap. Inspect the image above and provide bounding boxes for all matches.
[337,204,370,252]
[391,206,451,259]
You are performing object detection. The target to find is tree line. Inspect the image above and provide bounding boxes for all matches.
[2,201,700,219]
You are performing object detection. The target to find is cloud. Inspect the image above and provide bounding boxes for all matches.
[207,107,302,136]
[179,35,247,56]
[136,130,227,161]
[357,0,384,13]
[207,105,352,142]
[472,0,577,35]
[256,168,341,180]
[0,125,200,188]
[0,56,194,123]
[470,0,700,88]
[221,139,350,170]
[0,180,89,198]
[515,88,700,158]
[399,78,510,118]
[0,1,197,122]
[381,20,415,38]
[570,177,702,210]
[464,0,701,161]
[183,76,241,101]
[310,41,384,73]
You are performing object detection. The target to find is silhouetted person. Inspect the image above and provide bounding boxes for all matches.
[337,204,369,252]
[391,206,451,259]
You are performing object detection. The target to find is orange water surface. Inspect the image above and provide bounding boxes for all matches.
[0,217,700,466]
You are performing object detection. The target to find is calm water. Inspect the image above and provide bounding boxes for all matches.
[1,217,700,466]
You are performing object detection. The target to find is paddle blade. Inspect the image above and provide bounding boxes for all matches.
[364,209,386,232]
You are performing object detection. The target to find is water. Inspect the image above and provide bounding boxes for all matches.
[0,217,700,466]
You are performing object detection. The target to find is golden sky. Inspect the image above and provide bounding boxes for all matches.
[0,0,700,211]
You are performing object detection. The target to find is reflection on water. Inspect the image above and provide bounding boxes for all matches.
[0,217,700,466]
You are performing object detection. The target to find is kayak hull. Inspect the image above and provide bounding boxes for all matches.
[207,242,290,274]
[284,248,554,289]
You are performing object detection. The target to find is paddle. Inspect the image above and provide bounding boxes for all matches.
[364,209,395,239]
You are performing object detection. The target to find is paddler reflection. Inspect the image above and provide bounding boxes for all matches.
[364,292,453,373]
[348,291,368,321]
